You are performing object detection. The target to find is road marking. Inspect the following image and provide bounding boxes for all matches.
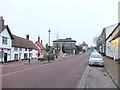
[1,64,49,77]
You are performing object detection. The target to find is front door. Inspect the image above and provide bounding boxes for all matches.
[4,53,7,63]
[14,54,18,61]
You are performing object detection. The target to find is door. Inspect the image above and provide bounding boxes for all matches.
[14,54,18,61]
[4,53,7,63]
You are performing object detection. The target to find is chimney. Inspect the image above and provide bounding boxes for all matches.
[41,40,42,44]
[0,16,4,30]
[38,35,40,42]
[26,34,29,40]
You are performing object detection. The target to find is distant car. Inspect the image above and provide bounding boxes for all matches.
[89,53,104,67]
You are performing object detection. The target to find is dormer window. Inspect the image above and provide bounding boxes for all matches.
[2,36,7,45]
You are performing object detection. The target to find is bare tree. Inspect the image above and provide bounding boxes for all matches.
[93,37,98,46]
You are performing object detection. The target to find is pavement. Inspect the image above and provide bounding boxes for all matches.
[77,56,119,88]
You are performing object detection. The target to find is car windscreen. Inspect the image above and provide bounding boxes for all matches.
[90,54,102,58]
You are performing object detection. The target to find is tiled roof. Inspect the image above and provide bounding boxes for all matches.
[12,35,37,49]
[53,38,76,42]
[35,41,45,50]
[80,42,88,46]
[35,41,46,54]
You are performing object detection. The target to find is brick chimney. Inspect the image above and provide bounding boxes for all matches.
[0,16,4,30]
[38,35,40,42]
[41,40,42,44]
[26,34,29,40]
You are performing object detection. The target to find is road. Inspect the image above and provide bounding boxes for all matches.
[2,52,91,88]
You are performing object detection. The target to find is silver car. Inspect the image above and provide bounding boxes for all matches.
[89,53,104,67]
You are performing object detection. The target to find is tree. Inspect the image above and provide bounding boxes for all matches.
[45,44,49,52]
[93,37,98,46]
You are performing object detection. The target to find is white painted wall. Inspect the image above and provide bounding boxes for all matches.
[11,47,38,61]
[0,28,12,62]
[0,28,12,49]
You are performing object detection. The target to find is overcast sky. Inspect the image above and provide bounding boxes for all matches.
[0,0,119,47]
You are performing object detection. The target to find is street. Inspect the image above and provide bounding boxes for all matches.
[2,52,90,88]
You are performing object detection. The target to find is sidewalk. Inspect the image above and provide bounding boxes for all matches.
[77,56,119,88]
[103,56,119,88]
[77,66,117,88]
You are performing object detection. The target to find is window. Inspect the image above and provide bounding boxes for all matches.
[25,48,27,51]
[14,47,18,51]
[19,48,22,51]
[2,37,7,45]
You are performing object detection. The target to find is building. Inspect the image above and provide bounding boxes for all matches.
[79,42,88,52]
[0,17,13,62]
[106,23,120,60]
[118,1,120,23]
[11,34,38,61]
[0,16,38,63]
[35,36,46,57]
[98,23,119,56]
[53,38,76,55]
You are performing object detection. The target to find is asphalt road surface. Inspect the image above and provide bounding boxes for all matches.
[2,52,91,88]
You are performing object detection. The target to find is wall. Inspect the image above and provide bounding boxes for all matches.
[11,47,37,61]
[0,28,12,62]
[0,28,12,49]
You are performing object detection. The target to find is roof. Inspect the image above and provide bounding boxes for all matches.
[12,35,37,49]
[0,25,13,39]
[35,41,45,50]
[106,23,120,40]
[80,42,88,46]
[53,38,76,43]
[35,41,46,54]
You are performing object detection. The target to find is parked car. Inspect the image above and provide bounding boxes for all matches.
[38,56,44,60]
[89,53,104,67]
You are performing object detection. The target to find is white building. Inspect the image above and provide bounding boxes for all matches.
[80,42,88,52]
[106,23,120,60]
[11,34,38,61]
[0,16,38,63]
[0,17,13,62]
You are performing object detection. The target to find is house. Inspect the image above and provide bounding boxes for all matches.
[105,23,120,60]
[79,41,88,52]
[35,36,46,57]
[98,23,119,56]
[11,34,38,61]
[0,16,38,62]
[0,17,13,62]
[53,38,76,55]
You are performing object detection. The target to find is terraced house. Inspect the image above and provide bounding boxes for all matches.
[11,34,38,61]
[0,17,38,63]
[0,17,13,63]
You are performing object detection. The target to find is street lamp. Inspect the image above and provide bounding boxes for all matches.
[48,29,51,50]
[48,29,51,63]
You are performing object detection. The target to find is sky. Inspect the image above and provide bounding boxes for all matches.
[0,0,119,47]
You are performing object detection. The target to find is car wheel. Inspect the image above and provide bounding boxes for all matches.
[89,64,91,66]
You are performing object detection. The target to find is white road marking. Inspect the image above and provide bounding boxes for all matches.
[1,64,49,77]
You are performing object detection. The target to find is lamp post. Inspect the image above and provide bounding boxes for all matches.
[48,29,51,49]
[48,29,51,62]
